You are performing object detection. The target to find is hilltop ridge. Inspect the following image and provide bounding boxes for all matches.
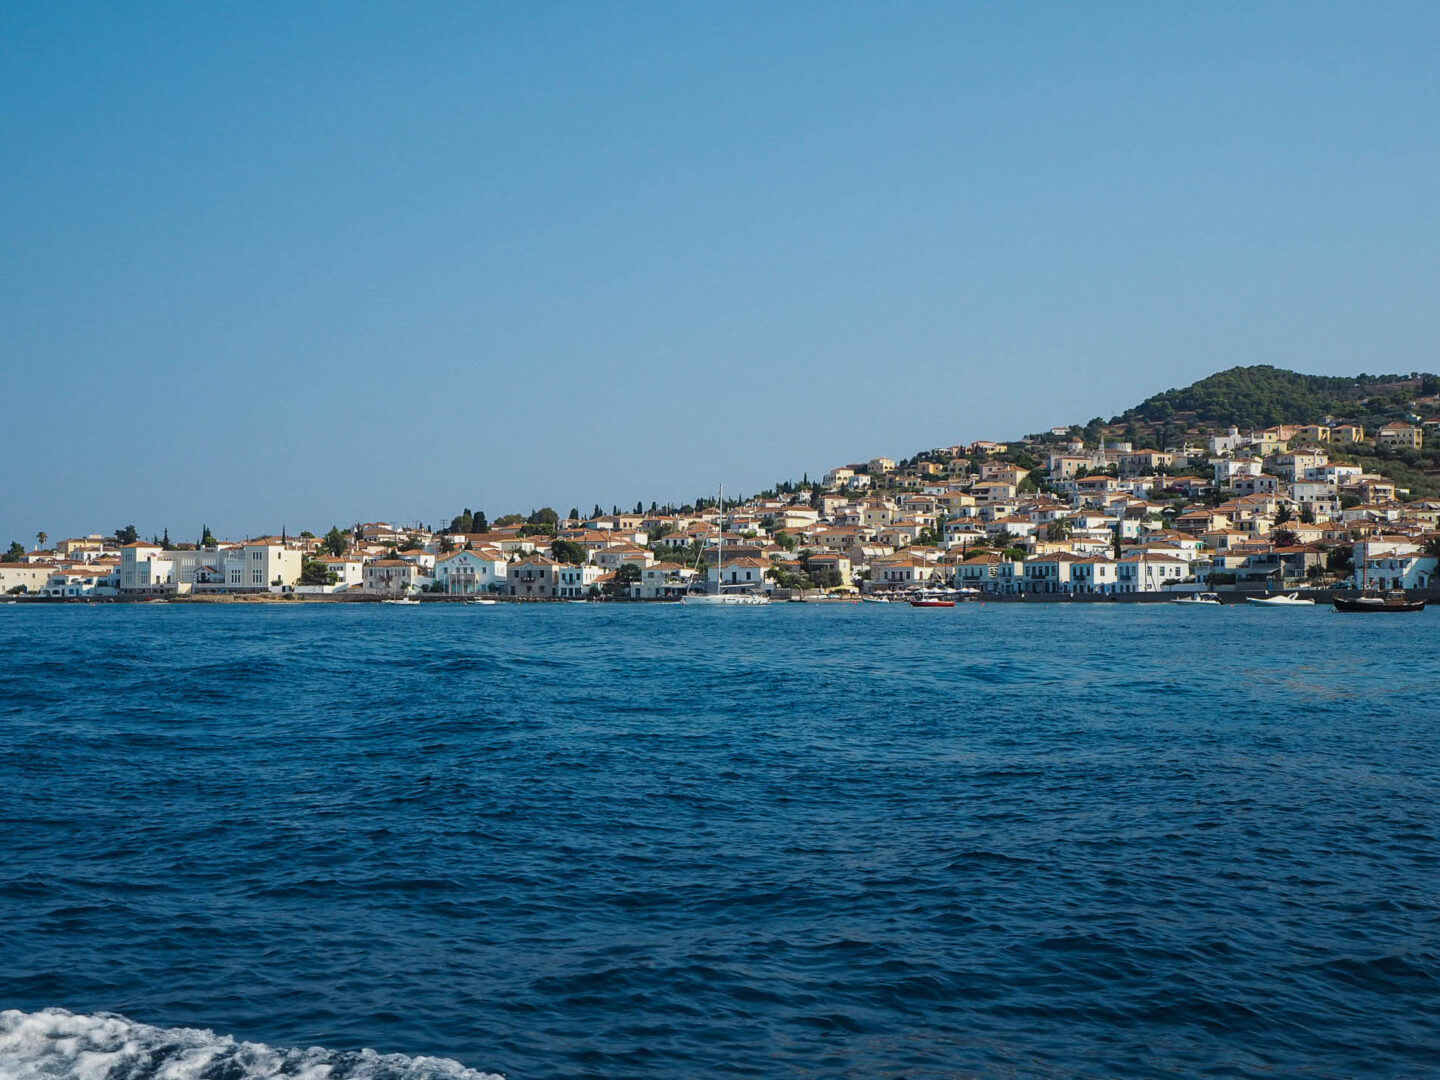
[1114,365,1439,429]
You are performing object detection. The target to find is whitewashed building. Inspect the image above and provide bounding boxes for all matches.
[40,565,120,598]
[556,563,605,597]
[1116,554,1188,592]
[1069,556,1119,594]
[706,557,770,593]
[315,555,366,590]
[120,541,303,594]
[434,549,508,595]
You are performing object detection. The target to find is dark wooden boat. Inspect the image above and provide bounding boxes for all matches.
[1333,591,1426,613]
[909,599,955,607]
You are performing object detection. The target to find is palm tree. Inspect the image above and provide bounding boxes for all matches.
[36,531,48,550]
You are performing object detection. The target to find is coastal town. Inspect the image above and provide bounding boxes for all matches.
[6,385,1440,604]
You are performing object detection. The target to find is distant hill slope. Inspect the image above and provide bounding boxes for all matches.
[1115,365,1438,429]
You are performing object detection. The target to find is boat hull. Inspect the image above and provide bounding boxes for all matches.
[680,594,771,606]
[1332,597,1426,612]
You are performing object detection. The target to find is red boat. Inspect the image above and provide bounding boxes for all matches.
[909,598,955,607]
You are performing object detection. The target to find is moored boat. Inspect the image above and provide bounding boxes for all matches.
[908,587,964,607]
[1171,592,1222,606]
[680,483,772,607]
[1246,593,1315,606]
[683,592,771,606]
[1333,590,1426,613]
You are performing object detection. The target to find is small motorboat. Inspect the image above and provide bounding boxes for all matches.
[909,598,956,608]
[1333,590,1426,613]
[465,598,498,606]
[381,597,421,605]
[1246,592,1315,606]
[1171,592,1222,605]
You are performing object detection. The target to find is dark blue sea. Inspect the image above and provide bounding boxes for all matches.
[2,601,1437,1079]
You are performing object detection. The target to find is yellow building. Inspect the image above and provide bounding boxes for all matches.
[1377,423,1423,450]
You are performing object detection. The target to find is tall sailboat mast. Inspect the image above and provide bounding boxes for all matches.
[680,481,769,605]
[715,483,723,594]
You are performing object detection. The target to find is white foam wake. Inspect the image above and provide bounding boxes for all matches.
[0,1008,505,1080]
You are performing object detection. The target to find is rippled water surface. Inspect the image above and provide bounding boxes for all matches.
[2,602,1437,1079]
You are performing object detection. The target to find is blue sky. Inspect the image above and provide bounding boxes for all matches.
[3,3,1438,542]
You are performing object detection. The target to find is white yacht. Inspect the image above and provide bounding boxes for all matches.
[1246,592,1315,606]
[683,592,771,606]
[1171,592,1222,605]
[681,484,770,606]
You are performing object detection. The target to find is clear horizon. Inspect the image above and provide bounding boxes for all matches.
[4,3,1439,543]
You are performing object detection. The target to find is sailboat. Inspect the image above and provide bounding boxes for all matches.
[681,484,771,606]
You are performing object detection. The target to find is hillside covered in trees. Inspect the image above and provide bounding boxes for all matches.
[1116,366,1440,429]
